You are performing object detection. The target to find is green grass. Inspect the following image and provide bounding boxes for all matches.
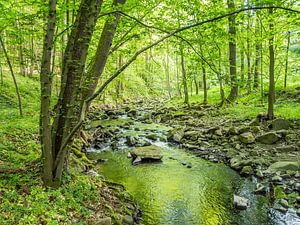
[168,74,300,120]
[0,74,124,224]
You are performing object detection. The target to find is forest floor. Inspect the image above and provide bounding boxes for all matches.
[0,76,139,225]
[1,74,300,223]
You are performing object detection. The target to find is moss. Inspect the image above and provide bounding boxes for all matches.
[274,186,286,200]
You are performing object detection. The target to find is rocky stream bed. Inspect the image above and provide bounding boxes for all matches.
[84,101,300,224]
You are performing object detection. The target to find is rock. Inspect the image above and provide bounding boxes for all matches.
[132,156,142,165]
[268,161,300,172]
[272,175,283,182]
[297,208,300,217]
[207,126,220,134]
[274,204,288,214]
[87,169,99,178]
[234,195,249,210]
[122,215,134,225]
[239,126,251,134]
[239,132,255,144]
[256,132,281,144]
[167,129,185,143]
[240,166,254,175]
[295,183,300,192]
[96,217,112,225]
[230,158,251,170]
[131,145,163,164]
[229,127,239,135]
[251,126,261,133]
[271,118,290,130]
[279,199,289,208]
[186,162,192,168]
[276,145,297,152]
[214,129,223,136]
[296,196,300,204]
[254,183,268,195]
[126,136,138,146]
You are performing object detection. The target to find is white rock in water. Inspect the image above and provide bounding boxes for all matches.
[234,195,249,210]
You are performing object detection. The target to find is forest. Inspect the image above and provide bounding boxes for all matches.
[0,0,300,224]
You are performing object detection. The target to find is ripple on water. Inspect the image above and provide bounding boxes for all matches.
[92,143,300,225]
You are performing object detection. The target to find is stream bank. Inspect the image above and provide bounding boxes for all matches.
[84,101,300,224]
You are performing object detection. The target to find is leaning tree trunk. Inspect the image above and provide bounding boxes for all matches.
[267,8,275,120]
[226,0,238,103]
[0,36,23,117]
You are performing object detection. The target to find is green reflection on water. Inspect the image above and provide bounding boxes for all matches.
[97,144,241,225]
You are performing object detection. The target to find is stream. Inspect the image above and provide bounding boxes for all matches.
[87,115,300,225]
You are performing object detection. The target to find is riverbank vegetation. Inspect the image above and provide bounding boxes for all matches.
[1,0,300,223]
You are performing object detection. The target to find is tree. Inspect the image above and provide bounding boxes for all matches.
[267,7,275,120]
[226,0,238,103]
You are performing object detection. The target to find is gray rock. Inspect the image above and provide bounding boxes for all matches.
[215,129,223,136]
[96,217,112,225]
[297,208,300,217]
[132,156,142,165]
[234,195,249,210]
[254,183,268,195]
[268,161,300,172]
[122,215,134,225]
[272,175,283,182]
[256,132,281,144]
[279,199,289,208]
[295,183,300,192]
[274,204,288,214]
[271,118,290,130]
[239,132,255,144]
[126,136,138,146]
[229,127,239,135]
[167,129,185,143]
[131,145,163,164]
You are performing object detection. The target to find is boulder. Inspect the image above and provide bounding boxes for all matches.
[240,166,253,175]
[234,195,249,210]
[229,127,239,135]
[239,132,255,144]
[254,183,268,195]
[268,161,300,172]
[167,128,185,143]
[131,145,163,165]
[96,217,112,225]
[271,118,290,130]
[256,132,281,144]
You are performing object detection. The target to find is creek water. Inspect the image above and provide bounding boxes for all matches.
[89,119,300,225]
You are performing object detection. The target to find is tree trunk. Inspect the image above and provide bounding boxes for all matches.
[0,36,23,117]
[202,62,208,104]
[226,0,238,102]
[180,45,189,106]
[82,0,126,102]
[165,40,172,99]
[40,0,57,186]
[284,31,290,89]
[176,54,181,97]
[240,49,244,84]
[267,8,275,120]
[194,75,199,95]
